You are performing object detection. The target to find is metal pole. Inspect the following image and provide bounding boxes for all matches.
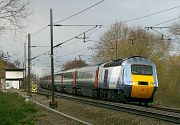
[23,62,25,89]
[27,34,31,96]
[75,57,77,68]
[24,43,27,91]
[49,9,56,108]
[115,40,117,60]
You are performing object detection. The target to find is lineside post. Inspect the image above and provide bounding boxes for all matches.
[24,43,27,91]
[27,34,31,96]
[49,8,57,108]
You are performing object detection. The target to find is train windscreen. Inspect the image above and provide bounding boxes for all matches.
[131,65,153,75]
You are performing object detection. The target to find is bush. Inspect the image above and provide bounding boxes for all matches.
[154,56,180,107]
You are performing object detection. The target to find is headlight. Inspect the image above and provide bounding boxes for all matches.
[129,81,136,85]
[150,82,154,85]
[132,82,136,85]
[129,81,132,84]
[154,82,157,86]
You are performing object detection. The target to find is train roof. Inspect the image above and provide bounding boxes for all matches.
[59,68,77,74]
[104,56,151,67]
[57,65,99,74]
[76,65,98,71]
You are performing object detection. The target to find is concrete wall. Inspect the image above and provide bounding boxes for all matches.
[6,71,23,79]
[6,80,19,89]
[5,70,23,89]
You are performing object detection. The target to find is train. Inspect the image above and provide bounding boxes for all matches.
[39,56,158,105]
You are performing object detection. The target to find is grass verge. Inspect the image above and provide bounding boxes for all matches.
[0,92,37,125]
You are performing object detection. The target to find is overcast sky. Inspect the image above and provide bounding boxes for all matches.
[1,0,180,76]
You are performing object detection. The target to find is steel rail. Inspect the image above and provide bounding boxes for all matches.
[152,106,180,114]
[38,89,180,124]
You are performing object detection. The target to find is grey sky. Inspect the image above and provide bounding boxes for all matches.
[1,0,180,76]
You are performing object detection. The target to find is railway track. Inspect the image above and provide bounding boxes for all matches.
[152,106,180,114]
[37,88,180,124]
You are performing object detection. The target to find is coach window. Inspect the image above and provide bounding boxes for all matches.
[131,65,153,75]
[104,69,108,87]
[6,82,9,87]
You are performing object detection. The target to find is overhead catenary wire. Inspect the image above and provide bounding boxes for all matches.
[30,3,180,41]
[30,5,180,64]
[104,5,180,27]
[31,25,49,36]
[30,2,180,52]
[103,17,180,43]
[31,18,179,62]
[54,0,105,24]
[53,26,98,48]
[152,17,180,27]
[81,6,180,46]
[145,17,180,45]
[80,5,180,41]
[30,0,105,36]
[150,28,180,45]
[124,5,180,23]
[55,16,180,50]
[31,26,99,60]
[58,25,180,62]
[61,26,103,49]
[57,47,90,58]
[31,16,180,61]
[31,50,50,61]
[53,24,103,27]
[53,47,94,62]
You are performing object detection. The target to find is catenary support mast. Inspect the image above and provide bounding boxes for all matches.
[49,8,57,108]
[27,34,31,96]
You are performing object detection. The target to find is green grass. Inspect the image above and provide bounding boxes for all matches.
[0,92,37,125]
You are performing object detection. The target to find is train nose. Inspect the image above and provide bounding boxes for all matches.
[131,75,154,99]
[131,85,153,98]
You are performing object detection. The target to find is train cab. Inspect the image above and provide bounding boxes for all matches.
[122,56,158,104]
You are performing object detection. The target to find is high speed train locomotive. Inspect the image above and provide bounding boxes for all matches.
[40,56,158,105]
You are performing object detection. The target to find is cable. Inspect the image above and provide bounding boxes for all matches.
[31,26,99,60]
[60,47,90,58]
[80,5,180,40]
[104,5,180,27]
[31,15,180,61]
[86,26,103,36]
[152,17,180,27]
[104,28,146,43]
[31,50,50,61]
[30,0,105,36]
[59,38,80,49]
[30,3,180,47]
[31,25,49,36]
[31,3,180,62]
[54,26,98,48]
[101,17,180,43]
[151,28,180,45]
[60,26,103,49]
[54,0,105,24]
[55,23,163,50]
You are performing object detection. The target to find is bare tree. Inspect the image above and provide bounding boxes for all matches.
[169,21,180,37]
[6,61,16,68]
[14,59,20,67]
[93,22,172,63]
[63,59,88,70]
[0,0,32,34]
[168,21,180,55]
